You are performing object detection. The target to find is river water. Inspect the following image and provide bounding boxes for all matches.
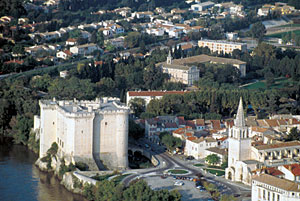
[0,144,86,201]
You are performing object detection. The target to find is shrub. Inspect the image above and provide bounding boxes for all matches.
[47,142,58,155]
[75,162,89,171]
[41,153,52,170]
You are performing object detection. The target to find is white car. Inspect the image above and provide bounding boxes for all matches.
[174,181,184,186]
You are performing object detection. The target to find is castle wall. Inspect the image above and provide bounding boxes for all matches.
[39,104,57,158]
[115,112,129,169]
[73,115,94,157]
[38,98,130,170]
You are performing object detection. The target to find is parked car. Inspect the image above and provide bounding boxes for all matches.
[174,181,184,186]
[186,156,194,160]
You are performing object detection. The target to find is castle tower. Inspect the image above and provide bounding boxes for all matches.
[167,50,172,64]
[228,97,251,167]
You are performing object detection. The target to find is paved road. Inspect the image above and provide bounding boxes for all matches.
[123,138,251,200]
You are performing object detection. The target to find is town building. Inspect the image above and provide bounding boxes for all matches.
[252,173,300,201]
[225,98,300,185]
[185,136,218,159]
[198,39,247,54]
[191,1,215,11]
[157,53,246,77]
[70,43,100,55]
[126,90,187,106]
[34,97,130,170]
[156,51,200,86]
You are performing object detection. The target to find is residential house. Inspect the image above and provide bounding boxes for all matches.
[191,1,215,11]
[66,38,78,46]
[205,147,228,165]
[185,136,218,159]
[131,11,153,19]
[70,43,100,55]
[56,50,73,60]
[278,164,300,183]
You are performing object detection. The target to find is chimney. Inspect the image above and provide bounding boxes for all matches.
[88,106,92,112]
[73,106,77,112]
[53,97,56,102]
[289,165,292,171]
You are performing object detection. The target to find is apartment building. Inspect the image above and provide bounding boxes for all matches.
[198,39,247,54]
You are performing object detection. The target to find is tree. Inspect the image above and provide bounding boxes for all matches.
[161,134,182,151]
[249,22,266,41]
[129,98,146,117]
[12,44,25,56]
[129,120,144,140]
[265,71,274,88]
[205,154,220,166]
[287,127,300,141]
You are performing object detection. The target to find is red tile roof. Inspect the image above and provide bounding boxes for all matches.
[187,136,197,141]
[252,167,284,177]
[283,164,300,176]
[194,119,205,126]
[255,141,300,150]
[4,60,24,65]
[211,120,221,129]
[265,119,279,127]
[164,122,177,128]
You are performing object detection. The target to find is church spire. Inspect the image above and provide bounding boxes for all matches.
[235,97,245,127]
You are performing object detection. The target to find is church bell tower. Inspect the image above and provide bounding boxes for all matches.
[228,97,251,167]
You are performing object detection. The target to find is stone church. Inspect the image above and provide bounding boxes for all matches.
[225,98,300,185]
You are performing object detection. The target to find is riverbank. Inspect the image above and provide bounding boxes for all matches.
[0,144,86,201]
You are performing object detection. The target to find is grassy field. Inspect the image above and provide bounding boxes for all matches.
[207,165,225,170]
[111,174,131,184]
[204,169,225,176]
[277,24,300,28]
[91,173,115,181]
[168,169,189,174]
[194,163,205,167]
[267,30,300,38]
[243,77,292,90]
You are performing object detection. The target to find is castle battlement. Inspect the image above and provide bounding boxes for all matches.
[36,97,129,170]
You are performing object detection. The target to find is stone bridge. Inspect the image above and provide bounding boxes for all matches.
[128,146,159,167]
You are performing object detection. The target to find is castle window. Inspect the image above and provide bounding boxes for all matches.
[81,130,83,134]
[105,122,107,126]
[53,122,55,125]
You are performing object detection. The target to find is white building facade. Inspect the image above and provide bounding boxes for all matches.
[252,174,300,201]
[34,97,130,170]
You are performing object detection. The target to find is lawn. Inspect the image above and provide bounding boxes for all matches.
[91,173,115,181]
[194,163,205,167]
[168,169,189,174]
[207,165,225,170]
[111,174,131,184]
[267,30,300,38]
[277,24,300,28]
[204,169,225,176]
[243,77,293,90]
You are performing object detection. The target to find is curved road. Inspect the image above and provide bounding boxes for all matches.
[123,140,251,199]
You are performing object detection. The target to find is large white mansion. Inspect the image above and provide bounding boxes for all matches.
[34,97,130,170]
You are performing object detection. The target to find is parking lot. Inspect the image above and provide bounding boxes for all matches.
[144,176,213,201]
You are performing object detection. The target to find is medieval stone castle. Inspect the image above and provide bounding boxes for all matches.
[34,97,130,170]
